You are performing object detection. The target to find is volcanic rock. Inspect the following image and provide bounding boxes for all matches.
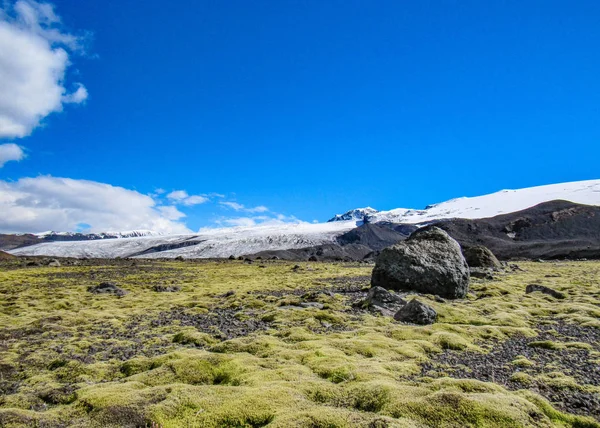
[371,227,470,299]
[394,299,437,325]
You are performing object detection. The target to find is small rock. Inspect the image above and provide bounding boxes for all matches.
[308,255,318,262]
[360,286,406,308]
[462,245,501,268]
[153,285,181,292]
[228,255,236,260]
[88,282,127,296]
[300,302,325,309]
[175,256,184,261]
[244,258,253,264]
[470,268,495,280]
[47,259,61,267]
[394,299,437,325]
[219,290,236,298]
[525,284,566,299]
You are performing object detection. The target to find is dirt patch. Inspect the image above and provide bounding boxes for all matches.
[148,308,270,341]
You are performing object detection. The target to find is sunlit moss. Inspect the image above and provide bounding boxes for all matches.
[1,260,599,427]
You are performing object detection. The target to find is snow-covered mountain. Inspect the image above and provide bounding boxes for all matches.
[34,230,162,240]
[332,179,600,225]
[8,179,600,259]
[328,207,378,222]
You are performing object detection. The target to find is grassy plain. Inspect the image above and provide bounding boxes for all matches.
[0,258,599,427]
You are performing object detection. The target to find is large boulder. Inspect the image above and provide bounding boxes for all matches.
[394,299,437,325]
[371,226,470,299]
[462,245,501,268]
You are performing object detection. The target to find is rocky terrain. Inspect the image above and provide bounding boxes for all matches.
[1,231,599,426]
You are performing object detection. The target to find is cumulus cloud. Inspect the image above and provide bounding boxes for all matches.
[0,0,88,138]
[0,143,26,167]
[220,201,269,213]
[166,190,208,206]
[0,176,192,234]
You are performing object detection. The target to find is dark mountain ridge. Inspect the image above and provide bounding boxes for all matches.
[428,200,600,260]
[245,200,600,261]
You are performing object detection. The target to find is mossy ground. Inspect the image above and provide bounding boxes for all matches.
[0,258,599,427]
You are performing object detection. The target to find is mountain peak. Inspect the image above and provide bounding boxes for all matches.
[327,207,379,222]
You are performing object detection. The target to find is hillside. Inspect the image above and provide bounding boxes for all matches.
[430,200,600,260]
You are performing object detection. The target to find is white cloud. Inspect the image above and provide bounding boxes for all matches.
[62,83,88,104]
[0,0,88,139]
[158,205,186,221]
[182,195,208,206]
[167,190,188,201]
[0,143,25,167]
[221,201,244,211]
[167,190,208,206]
[220,201,269,213]
[223,217,258,227]
[0,176,192,234]
[249,205,268,213]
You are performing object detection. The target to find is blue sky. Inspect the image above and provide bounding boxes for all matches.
[0,0,599,233]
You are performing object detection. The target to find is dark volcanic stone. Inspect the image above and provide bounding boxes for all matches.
[462,245,501,268]
[470,268,495,280]
[218,290,236,298]
[394,299,437,325]
[153,285,181,292]
[88,282,127,296]
[371,227,470,299]
[360,286,406,308]
[526,284,566,299]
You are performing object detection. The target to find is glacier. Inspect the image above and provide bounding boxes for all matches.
[9,179,600,259]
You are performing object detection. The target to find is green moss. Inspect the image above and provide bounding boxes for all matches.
[431,332,470,351]
[511,355,535,368]
[510,372,533,386]
[1,260,600,427]
[172,328,218,347]
[528,340,565,350]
